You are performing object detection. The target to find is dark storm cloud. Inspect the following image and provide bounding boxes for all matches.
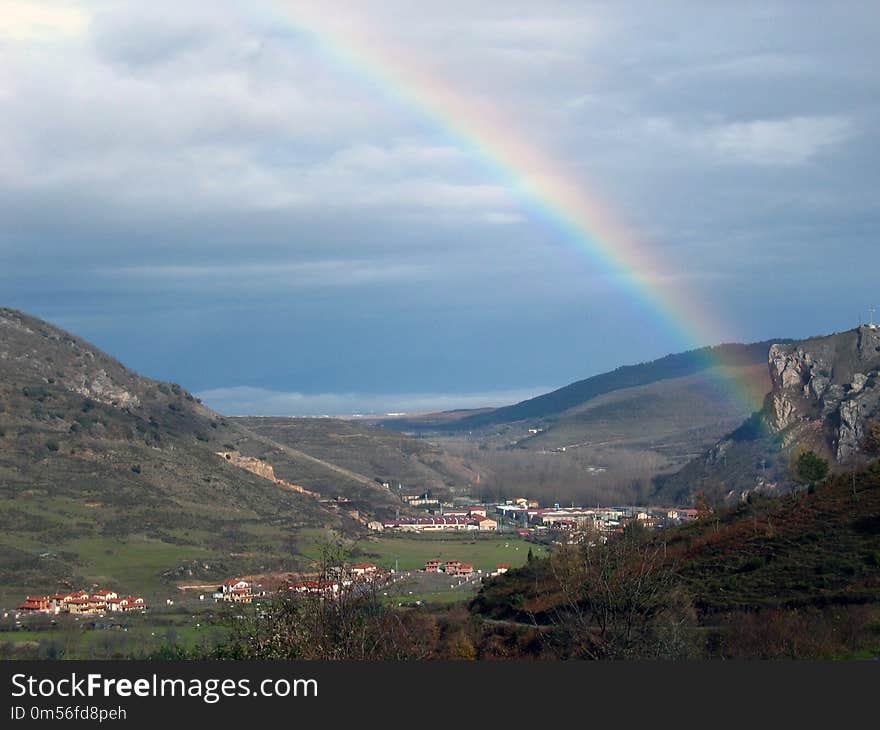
[1,0,877,414]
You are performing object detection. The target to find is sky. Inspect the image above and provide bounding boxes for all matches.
[1,0,878,415]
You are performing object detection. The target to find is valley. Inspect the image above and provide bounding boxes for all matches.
[2,307,880,660]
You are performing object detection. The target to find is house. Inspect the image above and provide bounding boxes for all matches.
[221,579,251,594]
[215,579,253,603]
[289,580,340,598]
[350,563,378,578]
[382,516,475,532]
[66,597,97,615]
[109,596,147,613]
[468,506,488,518]
[473,516,497,531]
[425,559,442,573]
[290,580,321,594]
[18,596,51,613]
[91,589,118,610]
[495,564,510,575]
[442,561,474,576]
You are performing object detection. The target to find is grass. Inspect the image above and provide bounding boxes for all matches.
[57,537,215,597]
[350,533,545,572]
[0,605,230,659]
[382,571,483,605]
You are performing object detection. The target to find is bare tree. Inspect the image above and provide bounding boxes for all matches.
[536,530,695,659]
[221,542,436,660]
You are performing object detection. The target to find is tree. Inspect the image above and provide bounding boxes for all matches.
[863,421,880,454]
[695,491,713,520]
[538,531,695,659]
[216,542,435,660]
[795,451,829,486]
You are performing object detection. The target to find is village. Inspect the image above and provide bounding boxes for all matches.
[373,495,701,540]
[8,496,700,619]
[13,589,147,617]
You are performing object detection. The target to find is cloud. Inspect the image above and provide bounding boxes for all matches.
[101,260,430,288]
[482,212,527,225]
[643,115,854,167]
[0,0,88,41]
[195,385,549,417]
[1,0,877,401]
[703,116,854,166]
[89,6,213,69]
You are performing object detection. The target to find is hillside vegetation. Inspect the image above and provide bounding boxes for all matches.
[469,461,880,657]
[0,308,353,602]
[231,416,480,506]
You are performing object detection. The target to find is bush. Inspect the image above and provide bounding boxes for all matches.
[45,440,59,452]
[795,451,829,485]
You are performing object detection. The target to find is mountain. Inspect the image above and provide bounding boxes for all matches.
[375,341,786,507]
[382,341,785,433]
[657,326,880,505]
[0,308,397,602]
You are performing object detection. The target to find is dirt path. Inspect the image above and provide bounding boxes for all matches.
[240,428,385,490]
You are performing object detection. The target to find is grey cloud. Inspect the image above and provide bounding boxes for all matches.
[1,0,877,404]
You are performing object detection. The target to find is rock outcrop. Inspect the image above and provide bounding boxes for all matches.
[216,451,322,499]
[766,326,880,461]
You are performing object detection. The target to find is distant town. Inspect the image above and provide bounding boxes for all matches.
[373,493,701,538]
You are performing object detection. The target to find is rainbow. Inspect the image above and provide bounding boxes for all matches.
[244,2,767,412]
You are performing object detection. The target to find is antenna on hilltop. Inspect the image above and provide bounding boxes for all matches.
[870,305,877,328]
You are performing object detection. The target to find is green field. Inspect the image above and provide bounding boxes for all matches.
[350,533,545,572]
[294,527,546,573]
[382,571,483,605]
[0,606,229,660]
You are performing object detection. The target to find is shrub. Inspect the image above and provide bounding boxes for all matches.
[795,451,829,485]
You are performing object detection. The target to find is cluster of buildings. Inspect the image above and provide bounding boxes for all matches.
[372,492,703,537]
[288,563,388,598]
[16,590,147,616]
[494,502,700,536]
[425,559,474,576]
[424,560,511,577]
[372,506,498,533]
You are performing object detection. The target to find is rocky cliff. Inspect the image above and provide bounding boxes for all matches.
[767,326,880,461]
[655,326,880,505]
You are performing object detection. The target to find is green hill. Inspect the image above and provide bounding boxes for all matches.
[386,340,785,433]
[0,308,352,604]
